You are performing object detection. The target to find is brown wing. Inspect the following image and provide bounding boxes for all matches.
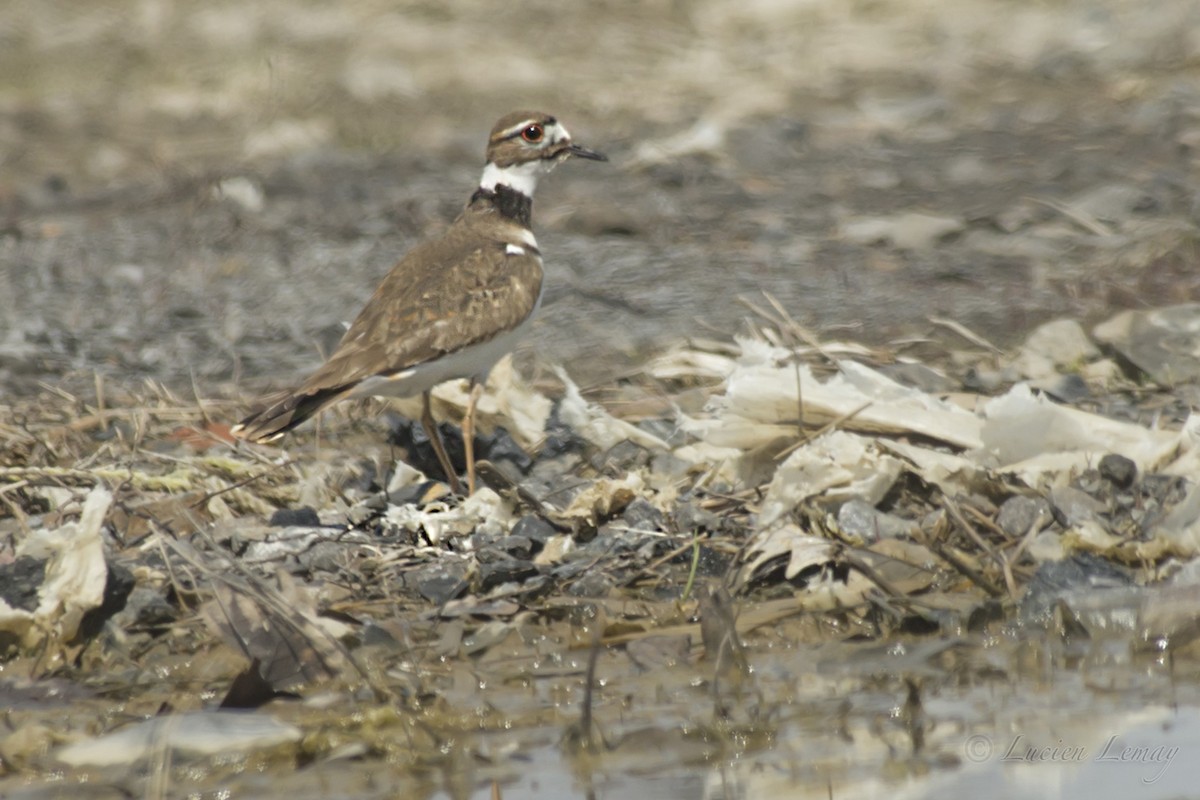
[297,226,542,396]
[232,212,542,444]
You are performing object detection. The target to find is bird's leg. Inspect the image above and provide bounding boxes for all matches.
[461,379,486,495]
[421,390,462,495]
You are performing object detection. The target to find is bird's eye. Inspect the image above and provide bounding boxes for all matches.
[521,124,544,143]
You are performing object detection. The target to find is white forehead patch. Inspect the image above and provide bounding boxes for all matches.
[548,122,571,143]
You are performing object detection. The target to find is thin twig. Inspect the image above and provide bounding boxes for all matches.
[774,401,872,461]
[1027,196,1115,237]
[680,531,702,602]
[923,537,1004,599]
[928,317,1004,354]
[943,497,1015,598]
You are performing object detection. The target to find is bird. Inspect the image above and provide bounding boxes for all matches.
[232,110,607,494]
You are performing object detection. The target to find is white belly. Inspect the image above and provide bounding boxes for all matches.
[346,312,537,399]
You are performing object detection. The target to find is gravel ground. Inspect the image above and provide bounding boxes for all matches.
[3,3,1200,799]
[1,0,1198,402]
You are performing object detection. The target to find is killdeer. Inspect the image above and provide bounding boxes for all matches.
[233,110,607,494]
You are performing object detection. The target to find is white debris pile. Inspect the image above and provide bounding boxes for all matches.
[675,338,983,451]
[0,486,112,655]
[651,334,1200,588]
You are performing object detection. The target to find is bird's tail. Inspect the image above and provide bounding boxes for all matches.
[231,386,347,444]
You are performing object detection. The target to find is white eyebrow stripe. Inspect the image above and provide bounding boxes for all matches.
[506,244,526,256]
[497,120,539,140]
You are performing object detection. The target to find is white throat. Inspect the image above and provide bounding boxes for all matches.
[479,160,545,197]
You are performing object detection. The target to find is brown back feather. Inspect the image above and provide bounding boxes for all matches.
[232,196,541,442]
[295,202,541,396]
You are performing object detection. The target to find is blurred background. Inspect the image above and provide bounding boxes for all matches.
[1,0,1198,399]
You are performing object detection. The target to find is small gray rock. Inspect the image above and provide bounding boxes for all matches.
[1019,553,1134,625]
[837,498,913,542]
[674,501,721,533]
[1014,319,1100,378]
[1093,304,1200,385]
[297,541,346,574]
[1031,373,1091,404]
[410,563,469,604]
[0,556,46,611]
[1142,473,1188,504]
[386,481,445,508]
[477,558,539,592]
[268,507,321,527]
[593,439,653,472]
[1049,486,1104,526]
[569,572,614,598]
[113,586,177,630]
[468,532,500,553]
[1098,454,1137,489]
[549,561,592,581]
[996,495,1053,537]
[622,498,666,532]
[485,426,533,473]
[511,515,557,549]
[497,534,535,560]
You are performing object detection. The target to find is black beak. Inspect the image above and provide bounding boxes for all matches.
[566,143,608,162]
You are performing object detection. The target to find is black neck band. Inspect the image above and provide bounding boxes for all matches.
[471,184,532,227]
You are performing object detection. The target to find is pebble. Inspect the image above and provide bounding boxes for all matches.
[410,563,469,605]
[486,426,533,473]
[837,498,913,542]
[593,439,653,473]
[693,546,733,578]
[1019,553,1134,625]
[996,495,1053,537]
[268,507,321,527]
[385,481,448,508]
[1141,473,1188,506]
[296,542,345,574]
[0,556,46,611]
[510,515,557,551]
[1048,486,1104,526]
[1030,373,1091,404]
[568,571,614,598]
[1098,453,1137,489]
[673,500,722,533]
[622,498,666,532]
[477,558,539,592]
[1093,304,1200,385]
[112,586,177,630]
[539,407,587,460]
[497,535,535,560]
[1013,319,1100,379]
